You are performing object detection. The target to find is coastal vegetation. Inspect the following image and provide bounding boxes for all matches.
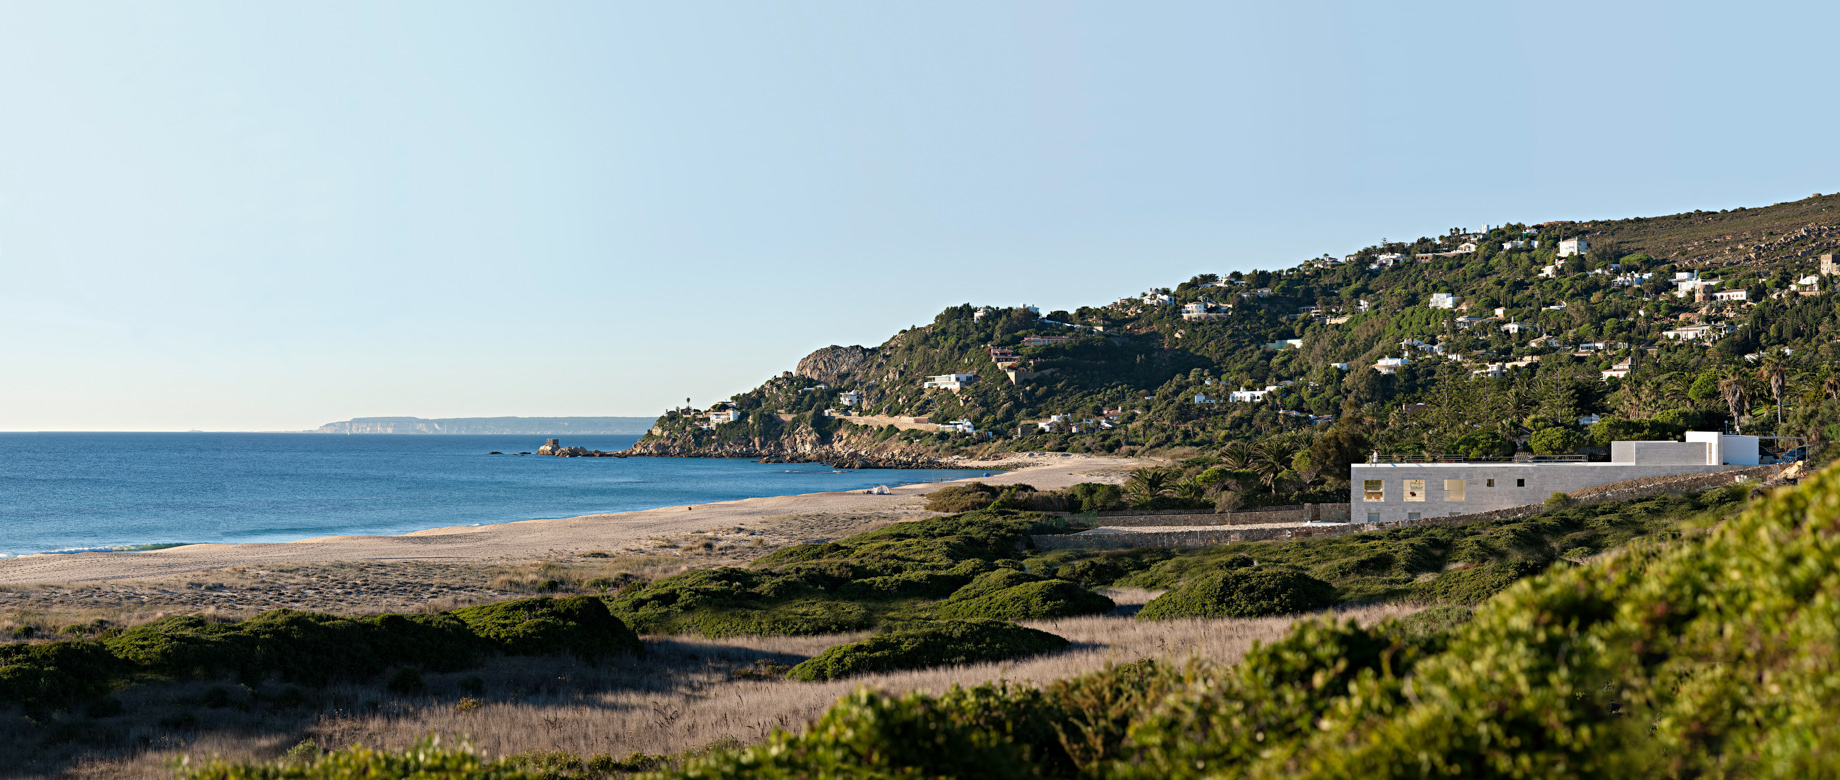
[784,619,1067,681]
[181,460,1840,778]
[0,596,640,712]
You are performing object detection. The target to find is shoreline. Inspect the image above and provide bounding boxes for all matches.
[0,453,1145,586]
[0,456,1005,562]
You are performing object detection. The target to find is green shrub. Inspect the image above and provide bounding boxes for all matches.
[749,542,846,569]
[1137,568,1335,620]
[923,482,1007,513]
[1054,558,1126,586]
[1529,427,1588,455]
[1411,559,1546,605]
[175,738,531,780]
[1067,482,1127,513]
[836,570,971,600]
[452,596,642,658]
[385,667,425,694]
[946,569,1045,602]
[786,619,1069,681]
[1,598,642,712]
[0,640,121,709]
[935,580,1114,621]
[1390,604,1472,640]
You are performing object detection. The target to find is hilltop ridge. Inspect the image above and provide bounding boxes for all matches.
[634,191,1840,498]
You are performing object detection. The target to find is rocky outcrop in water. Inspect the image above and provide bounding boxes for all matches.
[622,420,948,469]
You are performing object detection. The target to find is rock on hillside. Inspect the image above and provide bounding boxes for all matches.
[797,345,873,386]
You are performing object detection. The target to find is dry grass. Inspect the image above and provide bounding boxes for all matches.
[40,598,1418,780]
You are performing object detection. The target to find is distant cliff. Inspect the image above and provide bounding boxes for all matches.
[315,416,657,435]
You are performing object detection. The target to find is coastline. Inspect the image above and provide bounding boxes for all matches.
[0,453,1144,586]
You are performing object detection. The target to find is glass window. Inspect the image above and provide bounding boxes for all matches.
[1486,478,1495,487]
[1404,479,1426,502]
[1516,478,1526,487]
[1445,479,1466,502]
[1366,512,1380,523]
[1407,512,1422,520]
[1363,480,1384,502]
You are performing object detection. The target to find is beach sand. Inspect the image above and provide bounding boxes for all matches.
[0,453,1143,588]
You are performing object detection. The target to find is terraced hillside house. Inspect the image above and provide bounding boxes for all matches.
[1351,432,1761,523]
[922,373,976,391]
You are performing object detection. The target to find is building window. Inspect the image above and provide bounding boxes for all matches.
[1407,512,1422,520]
[1363,480,1384,502]
[1366,512,1380,523]
[1486,478,1495,487]
[1516,478,1525,487]
[1445,479,1466,501]
[1404,479,1426,502]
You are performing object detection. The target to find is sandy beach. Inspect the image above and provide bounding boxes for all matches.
[0,453,1144,587]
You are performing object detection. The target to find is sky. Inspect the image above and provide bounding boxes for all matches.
[2,1,1837,431]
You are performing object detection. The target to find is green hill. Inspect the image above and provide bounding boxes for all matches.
[638,192,1840,504]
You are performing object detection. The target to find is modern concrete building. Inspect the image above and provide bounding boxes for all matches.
[1558,238,1588,257]
[1349,432,1758,523]
[922,373,977,391]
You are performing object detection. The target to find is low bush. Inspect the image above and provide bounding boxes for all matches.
[786,619,1069,681]
[923,482,1011,513]
[1411,559,1548,605]
[0,598,642,711]
[836,571,970,600]
[452,596,642,658]
[1137,568,1335,620]
[935,579,1114,621]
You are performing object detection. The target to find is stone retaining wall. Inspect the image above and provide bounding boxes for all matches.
[1087,503,1349,527]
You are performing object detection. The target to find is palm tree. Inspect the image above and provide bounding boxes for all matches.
[1252,441,1296,493]
[1219,442,1256,471]
[1719,376,1747,434]
[1173,475,1208,502]
[1124,468,1172,504]
[1755,353,1794,426]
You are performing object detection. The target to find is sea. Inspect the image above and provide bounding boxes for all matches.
[0,433,985,558]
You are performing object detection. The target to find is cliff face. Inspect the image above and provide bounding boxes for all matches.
[625,418,948,469]
[795,345,872,386]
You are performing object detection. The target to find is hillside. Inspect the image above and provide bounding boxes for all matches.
[316,416,657,435]
[633,191,1840,500]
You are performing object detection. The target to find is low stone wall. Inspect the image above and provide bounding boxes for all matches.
[1089,503,1349,527]
[1032,526,1303,550]
[1567,464,1781,503]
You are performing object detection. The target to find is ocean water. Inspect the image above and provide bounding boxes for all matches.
[0,433,984,557]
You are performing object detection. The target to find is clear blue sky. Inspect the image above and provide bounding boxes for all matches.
[2,1,1835,431]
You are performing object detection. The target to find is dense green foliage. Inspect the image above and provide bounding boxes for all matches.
[0,597,639,711]
[785,619,1069,681]
[934,578,1116,621]
[607,510,1114,637]
[654,461,1840,777]
[1136,567,1335,620]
